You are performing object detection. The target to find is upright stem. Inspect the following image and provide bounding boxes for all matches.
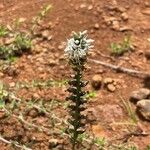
[72,65,82,149]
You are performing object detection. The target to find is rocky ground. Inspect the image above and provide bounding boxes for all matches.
[0,0,150,149]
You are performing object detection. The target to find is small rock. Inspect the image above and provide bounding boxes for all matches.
[103,78,113,85]
[119,26,132,32]
[121,12,129,21]
[33,45,43,54]
[80,4,86,9]
[87,104,124,123]
[32,93,40,99]
[91,75,102,90]
[49,139,63,148]
[58,44,65,50]
[145,50,150,59]
[88,5,93,10]
[130,88,150,103]
[94,23,100,30]
[142,8,150,16]
[117,7,126,13]
[137,99,150,121]
[112,20,120,31]
[4,38,15,45]
[28,108,38,118]
[0,111,6,119]
[48,60,58,66]
[41,30,52,40]
[107,84,116,92]
[9,82,15,88]
[145,1,150,7]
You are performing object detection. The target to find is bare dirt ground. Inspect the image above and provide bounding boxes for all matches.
[0,0,150,149]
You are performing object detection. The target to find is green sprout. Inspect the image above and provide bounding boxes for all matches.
[13,33,32,52]
[0,25,8,37]
[31,4,52,32]
[110,36,133,56]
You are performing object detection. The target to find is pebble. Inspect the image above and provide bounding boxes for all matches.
[4,38,15,45]
[33,45,43,54]
[130,88,150,103]
[145,50,150,59]
[94,23,100,30]
[112,20,120,31]
[142,8,150,16]
[121,12,129,21]
[48,59,58,66]
[28,108,38,118]
[9,82,15,87]
[103,77,113,85]
[145,1,150,7]
[0,111,6,119]
[41,30,52,40]
[88,5,93,10]
[80,4,86,9]
[87,104,124,123]
[107,84,116,92]
[137,99,150,121]
[49,139,63,148]
[119,26,132,32]
[117,6,126,13]
[91,75,102,90]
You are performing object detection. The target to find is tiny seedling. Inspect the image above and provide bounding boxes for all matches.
[110,36,133,56]
[13,33,32,52]
[86,91,97,99]
[31,4,52,32]
[0,25,8,37]
[120,95,138,124]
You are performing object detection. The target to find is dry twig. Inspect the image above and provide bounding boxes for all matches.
[0,135,32,150]
[90,59,150,77]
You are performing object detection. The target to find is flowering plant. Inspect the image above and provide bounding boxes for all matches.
[65,31,93,149]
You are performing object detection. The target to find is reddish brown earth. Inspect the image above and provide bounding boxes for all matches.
[0,0,150,150]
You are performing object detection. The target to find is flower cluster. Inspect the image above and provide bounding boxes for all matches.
[64,31,94,61]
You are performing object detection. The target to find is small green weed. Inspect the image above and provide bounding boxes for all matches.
[86,91,97,99]
[0,25,8,37]
[13,33,32,52]
[110,36,133,56]
[93,137,106,150]
[120,95,138,124]
[146,145,150,150]
[31,4,52,32]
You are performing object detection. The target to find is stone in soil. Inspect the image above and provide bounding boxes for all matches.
[142,8,150,16]
[121,12,129,21]
[87,104,124,123]
[112,20,120,31]
[145,50,150,59]
[107,83,116,92]
[91,74,102,90]
[28,108,39,118]
[0,111,6,119]
[130,88,150,103]
[94,23,100,30]
[137,99,150,121]
[103,77,113,85]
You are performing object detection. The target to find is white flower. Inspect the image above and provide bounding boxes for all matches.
[65,31,94,61]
